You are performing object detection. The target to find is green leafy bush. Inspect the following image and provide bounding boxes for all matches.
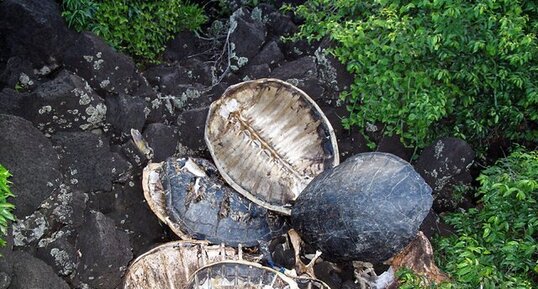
[290,0,538,149]
[396,268,453,289]
[433,149,538,288]
[0,165,15,248]
[62,0,207,61]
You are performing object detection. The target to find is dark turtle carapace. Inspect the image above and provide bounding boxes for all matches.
[292,152,433,263]
[143,157,286,247]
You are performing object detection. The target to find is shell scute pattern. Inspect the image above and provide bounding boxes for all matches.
[142,157,286,247]
[206,79,339,215]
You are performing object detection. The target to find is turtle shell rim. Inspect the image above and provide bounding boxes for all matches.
[188,259,300,289]
[204,78,340,216]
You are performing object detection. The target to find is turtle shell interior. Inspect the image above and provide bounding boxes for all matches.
[205,79,339,215]
[123,241,237,289]
[188,260,299,289]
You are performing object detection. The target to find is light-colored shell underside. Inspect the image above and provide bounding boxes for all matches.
[123,241,237,289]
[142,162,189,239]
[205,79,339,215]
[188,260,299,289]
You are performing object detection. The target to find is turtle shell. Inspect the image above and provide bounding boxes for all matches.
[205,79,339,215]
[295,277,332,289]
[291,152,433,263]
[142,157,286,247]
[123,241,237,289]
[187,260,299,289]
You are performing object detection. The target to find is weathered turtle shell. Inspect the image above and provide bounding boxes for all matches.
[187,260,299,289]
[142,157,286,247]
[123,241,237,289]
[205,79,339,215]
[295,277,332,289]
[291,152,433,263]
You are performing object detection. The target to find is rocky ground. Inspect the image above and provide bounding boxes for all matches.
[0,0,475,288]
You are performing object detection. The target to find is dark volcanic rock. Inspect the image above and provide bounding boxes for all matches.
[75,211,132,289]
[240,63,271,80]
[266,12,297,36]
[22,70,107,135]
[9,251,70,289]
[315,41,354,92]
[0,57,38,90]
[110,152,132,183]
[415,137,475,212]
[36,227,78,277]
[142,123,178,162]
[0,88,24,116]
[63,32,141,96]
[52,132,115,192]
[292,152,432,263]
[176,107,210,158]
[106,94,146,138]
[163,31,200,63]
[0,0,75,67]
[250,41,285,67]
[320,105,370,161]
[229,8,267,70]
[271,56,317,81]
[105,182,165,256]
[377,135,413,162]
[0,114,62,217]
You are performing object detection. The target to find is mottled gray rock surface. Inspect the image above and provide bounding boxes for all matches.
[0,114,62,217]
[22,70,107,134]
[292,152,432,263]
[52,132,115,192]
[9,251,70,289]
[0,0,75,67]
[63,32,141,96]
[142,123,178,162]
[74,211,132,289]
[415,137,474,212]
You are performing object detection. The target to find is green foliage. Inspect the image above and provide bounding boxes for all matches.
[62,0,207,61]
[0,165,15,248]
[290,0,538,149]
[396,268,453,289]
[434,149,538,288]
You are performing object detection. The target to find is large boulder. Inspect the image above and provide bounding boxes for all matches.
[36,227,79,277]
[0,114,62,217]
[271,56,317,81]
[228,8,267,70]
[163,31,201,63]
[176,107,210,158]
[52,132,116,192]
[415,137,475,212]
[106,94,146,139]
[9,251,70,289]
[63,32,142,96]
[74,211,133,289]
[21,70,107,135]
[0,88,24,116]
[292,152,432,263]
[0,0,75,67]
[142,123,178,162]
[104,182,165,256]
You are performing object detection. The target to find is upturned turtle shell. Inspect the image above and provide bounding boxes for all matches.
[123,241,237,289]
[142,157,286,247]
[187,260,299,289]
[291,152,433,263]
[205,79,339,215]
